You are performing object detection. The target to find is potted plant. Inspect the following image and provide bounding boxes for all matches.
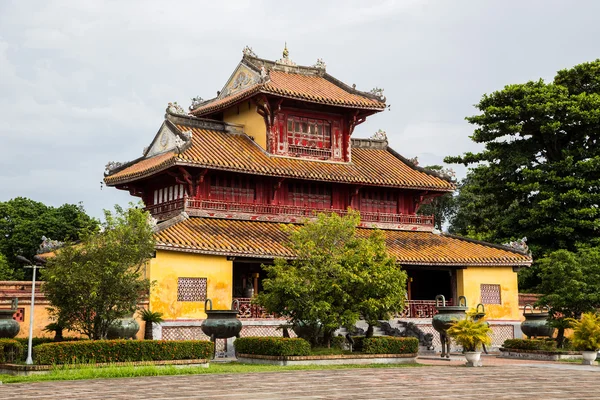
[140,309,164,340]
[568,312,600,365]
[446,317,492,367]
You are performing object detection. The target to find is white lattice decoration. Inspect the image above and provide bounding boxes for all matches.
[240,325,297,338]
[490,324,514,346]
[162,326,209,341]
[480,284,502,304]
[177,277,207,302]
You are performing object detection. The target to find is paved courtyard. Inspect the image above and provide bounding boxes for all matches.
[1,358,599,400]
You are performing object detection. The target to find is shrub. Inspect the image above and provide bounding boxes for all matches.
[331,335,346,350]
[446,318,492,352]
[502,339,557,351]
[34,339,213,365]
[0,339,23,363]
[361,336,419,354]
[234,337,310,356]
[569,312,600,351]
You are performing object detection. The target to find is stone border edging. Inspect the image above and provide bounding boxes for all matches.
[237,353,418,366]
[499,348,581,361]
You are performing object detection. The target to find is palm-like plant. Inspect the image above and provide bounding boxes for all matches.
[446,318,492,352]
[569,312,600,351]
[140,309,164,340]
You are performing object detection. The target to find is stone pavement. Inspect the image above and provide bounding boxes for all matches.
[1,360,599,400]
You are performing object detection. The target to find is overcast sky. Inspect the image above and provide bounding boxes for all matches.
[1,0,599,219]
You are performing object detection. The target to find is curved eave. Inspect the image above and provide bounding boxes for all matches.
[155,243,532,267]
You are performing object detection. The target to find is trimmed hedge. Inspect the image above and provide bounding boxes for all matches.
[0,339,23,363]
[34,340,213,365]
[331,335,346,349]
[15,337,84,348]
[362,336,419,354]
[234,337,311,356]
[503,339,557,351]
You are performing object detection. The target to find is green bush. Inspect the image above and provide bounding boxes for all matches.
[361,336,419,354]
[0,339,23,363]
[234,337,310,356]
[331,335,346,350]
[502,338,557,351]
[34,340,213,365]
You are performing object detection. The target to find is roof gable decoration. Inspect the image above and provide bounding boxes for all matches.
[145,121,192,158]
[219,62,264,99]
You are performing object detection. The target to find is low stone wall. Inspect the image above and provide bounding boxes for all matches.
[156,318,520,354]
[237,353,417,366]
[499,348,581,361]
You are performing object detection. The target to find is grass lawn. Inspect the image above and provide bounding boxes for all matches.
[0,361,424,384]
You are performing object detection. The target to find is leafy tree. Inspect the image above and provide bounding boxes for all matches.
[0,253,23,280]
[446,60,600,289]
[417,165,457,231]
[255,211,407,347]
[0,198,97,278]
[536,247,600,347]
[43,204,155,339]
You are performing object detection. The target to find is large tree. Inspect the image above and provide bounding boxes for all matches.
[446,60,600,288]
[255,211,407,347]
[43,205,155,339]
[417,165,456,231]
[0,198,97,278]
[536,247,600,347]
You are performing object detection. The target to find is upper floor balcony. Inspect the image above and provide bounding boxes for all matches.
[146,197,434,231]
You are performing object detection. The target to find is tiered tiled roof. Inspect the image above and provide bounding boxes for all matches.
[154,216,532,267]
[105,121,454,191]
[190,51,386,116]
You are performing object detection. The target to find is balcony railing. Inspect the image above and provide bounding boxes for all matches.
[233,298,450,319]
[144,198,434,226]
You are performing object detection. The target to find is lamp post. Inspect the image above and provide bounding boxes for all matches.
[16,255,43,365]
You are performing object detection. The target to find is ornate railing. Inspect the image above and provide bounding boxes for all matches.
[145,198,185,216]
[397,299,453,319]
[183,199,434,227]
[233,298,450,319]
[234,297,273,319]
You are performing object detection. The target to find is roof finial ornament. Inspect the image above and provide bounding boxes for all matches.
[276,42,296,66]
[503,237,530,254]
[242,46,257,58]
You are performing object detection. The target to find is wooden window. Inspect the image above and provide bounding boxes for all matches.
[480,284,501,304]
[288,182,331,209]
[210,176,255,203]
[360,190,397,214]
[177,277,207,302]
[286,115,332,158]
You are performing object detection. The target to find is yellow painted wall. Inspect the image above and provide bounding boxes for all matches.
[456,266,520,320]
[223,102,267,150]
[149,250,232,319]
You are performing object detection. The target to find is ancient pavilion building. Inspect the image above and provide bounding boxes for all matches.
[104,46,531,342]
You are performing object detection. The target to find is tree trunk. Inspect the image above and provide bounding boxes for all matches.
[144,322,153,340]
[366,324,374,338]
[556,327,565,348]
[54,328,64,342]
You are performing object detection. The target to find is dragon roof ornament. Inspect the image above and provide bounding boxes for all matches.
[370,87,386,102]
[167,102,187,116]
[105,161,123,174]
[38,236,64,254]
[371,129,387,141]
[313,58,326,70]
[242,45,258,58]
[190,96,204,110]
[503,237,530,254]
